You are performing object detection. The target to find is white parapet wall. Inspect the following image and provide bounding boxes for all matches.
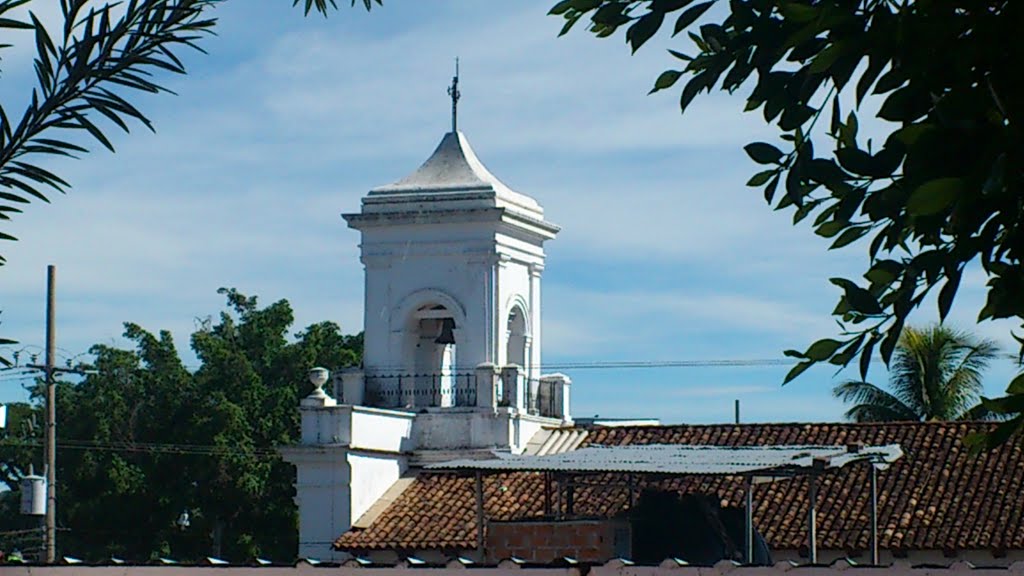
[282,399,416,562]
[411,409,560,453]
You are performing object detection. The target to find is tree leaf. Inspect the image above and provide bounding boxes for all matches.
[816,220,846,238]
[805,338,842,361]
[783,360,813,385]
[549,0,577,15]
[865,259,902,286]
[649,69,682,93]
[672,0,714,36]
[778,2,818,23]
[907,178,963,216]
[859,332,879,380]
[678,69,713,113]
[627,11,664,52]
[831,278,883,315]
[878,85,930,122]
[937,268,961,322]
[746,169,776,186]
[1006,373,1024,395]
[744,142,784,164]
[830,225,870,249]
[763,174,780,204]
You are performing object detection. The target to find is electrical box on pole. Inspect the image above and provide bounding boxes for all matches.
[20,475,47,516]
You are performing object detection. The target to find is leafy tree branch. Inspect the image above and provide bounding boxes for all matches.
[550,0,1023,445]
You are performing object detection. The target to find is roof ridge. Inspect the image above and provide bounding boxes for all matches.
[572,421,991,433]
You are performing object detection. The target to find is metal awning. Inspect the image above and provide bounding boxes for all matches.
[426,443,903,476]
[428,443,903,565]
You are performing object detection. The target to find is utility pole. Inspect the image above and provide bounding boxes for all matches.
[44,264,57,564]
[21,266,91,563]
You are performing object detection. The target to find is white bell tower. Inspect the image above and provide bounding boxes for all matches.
[344,129,558,385]
[343,64,560,409]
[283,69,572,562]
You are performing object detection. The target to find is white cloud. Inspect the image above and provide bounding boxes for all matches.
[542,284,837,360]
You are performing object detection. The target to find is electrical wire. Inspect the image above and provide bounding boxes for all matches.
[3,344,1022,378]
[4,439,282,459]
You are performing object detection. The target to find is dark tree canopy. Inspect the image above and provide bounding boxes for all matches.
[0,290,362,562]
[550,0,1023,446]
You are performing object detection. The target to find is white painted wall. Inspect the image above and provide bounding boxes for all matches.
[283,402,414,561]
[300,405,351,446]
[348,452,408,528]
[413,410,511,450]
[350,407,415,452]
[280,447,351,561]
[411,410,559,453]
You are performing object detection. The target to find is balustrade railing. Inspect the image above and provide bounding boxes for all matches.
[350,369,565,419]
[525,378,560,419]
[364,373,477,409]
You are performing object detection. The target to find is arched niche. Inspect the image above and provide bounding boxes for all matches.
[506,304,528,369]
[395,289,467,407]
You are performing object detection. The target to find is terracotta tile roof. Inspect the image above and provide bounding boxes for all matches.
[334,422,1024,553]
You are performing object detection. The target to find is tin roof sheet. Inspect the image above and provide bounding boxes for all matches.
[425,443,903,475]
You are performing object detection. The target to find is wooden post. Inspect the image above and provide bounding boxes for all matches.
[871,464,879,565]
[475,471,485,551]
[808,472,818,564]
[745,476,754,564]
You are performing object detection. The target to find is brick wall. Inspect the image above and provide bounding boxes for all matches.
[486,518,628,563]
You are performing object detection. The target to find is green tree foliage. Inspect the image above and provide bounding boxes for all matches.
[0,290,361,562]
[833,324,999,422]
[549,0,1023,445]
[0,400,45,554]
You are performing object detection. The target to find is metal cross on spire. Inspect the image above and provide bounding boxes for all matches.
[447,57,460,133]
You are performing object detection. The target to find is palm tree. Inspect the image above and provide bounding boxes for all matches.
[833,324,1000,422]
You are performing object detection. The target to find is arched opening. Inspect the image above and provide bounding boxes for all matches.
[505,304,532,411]
[410,304,458,407]
[506,306,528,369]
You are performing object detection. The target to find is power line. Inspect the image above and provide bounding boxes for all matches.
[5,439,282,459]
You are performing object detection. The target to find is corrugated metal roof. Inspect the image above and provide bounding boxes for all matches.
[426,443,903,475]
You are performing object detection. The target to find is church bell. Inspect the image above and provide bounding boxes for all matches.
[434,318,456,345]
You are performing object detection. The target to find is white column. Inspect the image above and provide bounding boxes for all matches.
[528,263,544,379]
[494,254,511,366]
[475,362,499,409]
[359,254,392,372]
[501,365,523,412]
[340,368,365,406]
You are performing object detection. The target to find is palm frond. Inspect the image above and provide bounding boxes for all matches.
[958,402,1011,422]
[832,380,919,422]
[836,324,1000,422]
[0,0,220,258]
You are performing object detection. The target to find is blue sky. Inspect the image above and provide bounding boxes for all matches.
[0,0,1019,423]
